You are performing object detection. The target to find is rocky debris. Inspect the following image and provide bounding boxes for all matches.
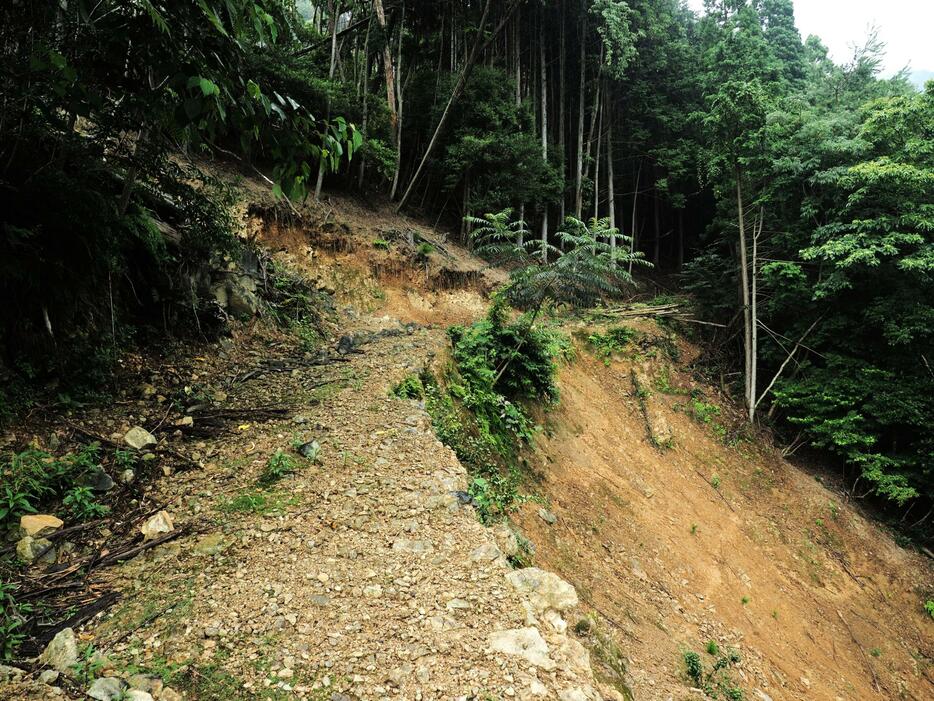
[87,676,126,701]
[631,366,673,448]
[491,522,520,558]
[506,568,579,612]
[489,627,556,670]
[19,514,63,537]
[192,533,225,556]
[391,538,433,554]
[538,508,558,525]
[212,267,260,319]
[39,628,78,674]
[140,510,174,540]
[0,664,24,681]
[124,426,157,450]
[16,535,56,564]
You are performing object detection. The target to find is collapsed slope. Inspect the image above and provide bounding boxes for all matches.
[512,321,933,701]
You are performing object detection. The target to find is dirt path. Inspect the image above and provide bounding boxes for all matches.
[6,308,616,700]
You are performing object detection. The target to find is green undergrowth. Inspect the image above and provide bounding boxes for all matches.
[393,297,566,523]
[682,645,745,700]
[0,443,114,532]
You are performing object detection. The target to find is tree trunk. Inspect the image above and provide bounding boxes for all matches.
[373,0,397,145]
[315,1,341,201]
[736,168,755,422]
[677,209,684,270]
[558,6,566,224]
[540,14,548,263]
[389,3,405,200]
[593,89,602,222]
[653,182,661,266]
[607,118,615,265]
[357,17,372,189]
[574,4,586,218]
[629,158,642,275]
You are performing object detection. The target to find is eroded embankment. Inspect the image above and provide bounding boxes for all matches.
[511,322,933,701]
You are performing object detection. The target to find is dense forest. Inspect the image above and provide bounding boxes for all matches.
[0,1,931,524]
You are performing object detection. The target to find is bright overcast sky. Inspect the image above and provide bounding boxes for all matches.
[686,0,934,76]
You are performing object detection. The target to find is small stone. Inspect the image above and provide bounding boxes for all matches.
[363,585,382,598]
[124,426,157,450]
[0,664,24,681]
[175,416,194,428]
[193,533,225,556]
[391,539,433,555]
[125,691,154,701]
[160,687,183,701]
[79,468,114,492]
[120,469,136,484]
[38,669,60,685]
[469,543,502,562]
[537,508,557,525]
[87,676,126,700]
[40,628,79,674]
[20,514,63,537]
[139,383,157,399]
[140,511,174,541]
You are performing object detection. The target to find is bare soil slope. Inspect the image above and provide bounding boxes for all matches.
[513,321,933,701]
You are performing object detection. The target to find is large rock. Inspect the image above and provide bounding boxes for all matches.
[124,426,157,450]
[20,514,63,537]
[39,628,78,674]
[87,676,127,701]
[506,568,579,612]
[16,535,56,564]
[489,627,555,670]
[140,511,174,541]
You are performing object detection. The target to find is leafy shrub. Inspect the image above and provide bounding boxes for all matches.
[689,398,721,424]
[587,326,637,365]
[63,486,109,520]
[0,581,32,660]
[258,450,299,486]
[391,375,425,400]
[925,600,934,620]
[683,651,703,686]
[0,443,102,528]
[683,646,744,699]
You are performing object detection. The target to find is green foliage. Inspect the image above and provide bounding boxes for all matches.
[689,398,721,425]
[63,486,110,520]
[422,299,566,524]
[258,450,299,486]
[683,645,745,699]
[587,326,637,365]
[0,581,33,660]
[925,600,934,620]
[0,443,102,528]
[391,375,425,400]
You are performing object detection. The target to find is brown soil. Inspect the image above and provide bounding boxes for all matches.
[513,324,934,701]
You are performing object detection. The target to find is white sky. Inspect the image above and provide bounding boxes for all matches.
[686,0,934,76]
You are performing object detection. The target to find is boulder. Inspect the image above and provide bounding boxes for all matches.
[140,511,174,541]
[488,627,555,670]
[16,535,56,564]
[538,508,558,525]
[124,426,157,450]
[39,628,78,674]
[20,514,63,537]
[87,676,126,701]
[506,568,579,612]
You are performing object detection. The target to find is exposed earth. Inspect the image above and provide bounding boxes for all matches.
[1,180,931,701]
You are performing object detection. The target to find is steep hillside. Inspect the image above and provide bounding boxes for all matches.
[513,323,934,700]
[1,186,931,701]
